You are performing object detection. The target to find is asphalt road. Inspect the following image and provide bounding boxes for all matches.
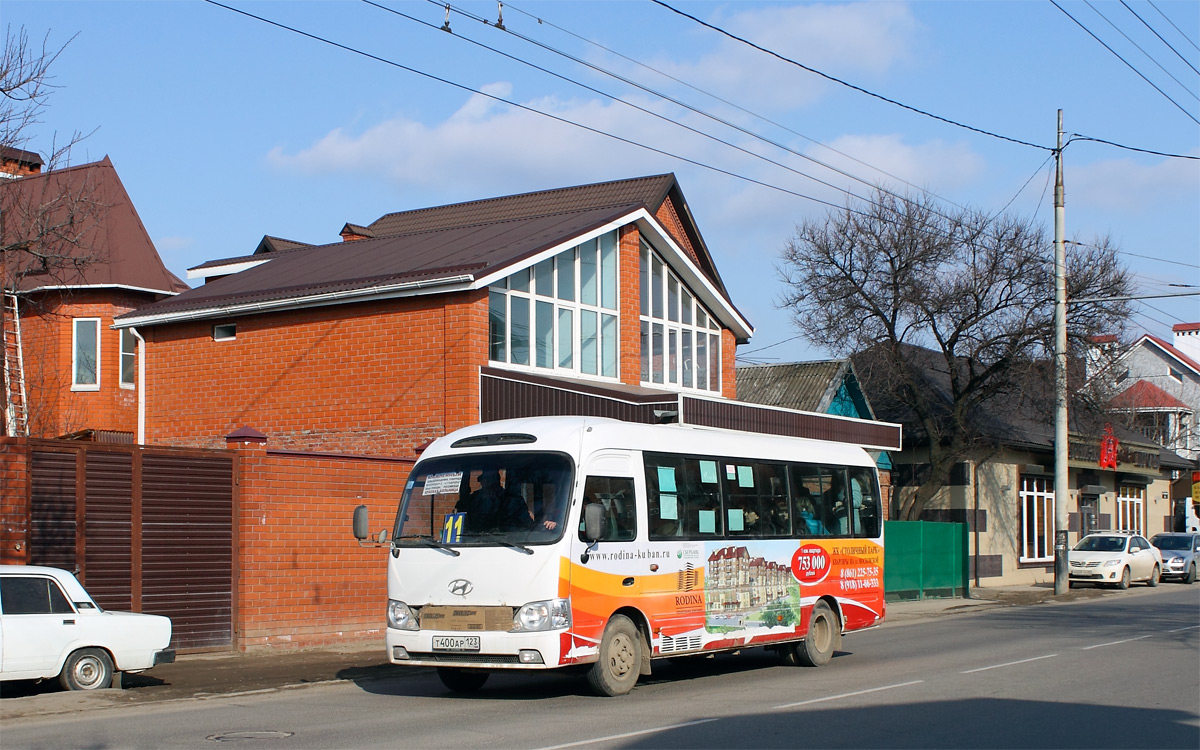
[2,585,1197,749]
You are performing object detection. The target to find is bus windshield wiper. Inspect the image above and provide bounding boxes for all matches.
[480,534,534,555]
[397,534,460,557]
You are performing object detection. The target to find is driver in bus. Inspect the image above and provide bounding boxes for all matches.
[455,470,532,532]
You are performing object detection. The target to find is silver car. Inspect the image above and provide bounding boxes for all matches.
[1150,533,1200,584]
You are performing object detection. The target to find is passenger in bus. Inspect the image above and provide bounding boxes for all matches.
[827,473,865,534]
[455,470,532,532]
[796,493,829,536]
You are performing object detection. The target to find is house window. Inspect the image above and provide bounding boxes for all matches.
[1116,485,1144,535]
[489,231,619,379]
[72,318,100,390]
[639,241,721,393]
[119,329,136,388]
[1019,476,1054,563]
[213,323,236,341]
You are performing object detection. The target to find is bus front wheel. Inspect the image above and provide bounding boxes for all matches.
[587,615,642,696]
[438,667,489,692]
[786,601,838,668]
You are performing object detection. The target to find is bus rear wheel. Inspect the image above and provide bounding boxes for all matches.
[786,601,838,668]
[437,667,489,692]
[587,615,642,696]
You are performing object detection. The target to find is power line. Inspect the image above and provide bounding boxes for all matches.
[992,154,1055,220]
[1121,0,1200,76]
[500,0,959,208]
[650,0,1054,152]
[1050,0,1200,125]
[201,0,852,213]
[1068,133,1200,159]
[1086,0,1199,101]
[1148,1,1200,54]
[1067,240,1200,270]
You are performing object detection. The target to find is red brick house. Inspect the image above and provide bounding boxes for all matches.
[118,174,757,454]
[1,154,188,440]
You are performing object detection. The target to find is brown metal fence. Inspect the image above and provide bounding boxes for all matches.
[11,439,236,650]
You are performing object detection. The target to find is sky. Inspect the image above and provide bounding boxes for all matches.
[6,0,1199,364]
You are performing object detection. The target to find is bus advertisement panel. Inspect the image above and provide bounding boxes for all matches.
[354,416,886,696]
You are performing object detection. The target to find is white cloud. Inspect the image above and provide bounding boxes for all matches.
[1070,155,1200,214]
[648,2,920,112]
[804,133,985,194]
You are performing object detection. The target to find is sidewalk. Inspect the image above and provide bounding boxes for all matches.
[0,582,1115,721]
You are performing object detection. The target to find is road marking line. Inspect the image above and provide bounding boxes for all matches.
[534,718,719,750]
[1167,625,1200,633]
[961,654,1057,674]
[1080,635,1154,650]
[773,680,923,709]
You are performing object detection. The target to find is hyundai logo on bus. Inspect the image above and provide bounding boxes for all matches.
[448,579,473,597]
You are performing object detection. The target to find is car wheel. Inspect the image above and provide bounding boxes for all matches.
[1185,563,1196,585]
[437,667,489,692]
[787,601,838,668]
[586,614,642,696]
[59,648,113,691]
[1117,566,1131,590]
[1147,565,1160,587]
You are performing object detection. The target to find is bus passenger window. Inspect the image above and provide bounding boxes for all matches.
[848,467,879,537]
[578,476,636,541]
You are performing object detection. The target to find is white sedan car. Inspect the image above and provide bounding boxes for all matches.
[1068,532,1163,589]
[0,565,175,690]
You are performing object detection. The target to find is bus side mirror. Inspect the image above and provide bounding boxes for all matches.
[353,505,369,541]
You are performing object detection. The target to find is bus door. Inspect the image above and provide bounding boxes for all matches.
[569,452,638,647]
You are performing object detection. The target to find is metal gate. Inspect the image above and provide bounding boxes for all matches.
[25,441,235,650]
[883,520,970,600]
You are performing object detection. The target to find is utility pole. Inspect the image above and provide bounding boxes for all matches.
[1054,109,1070,596]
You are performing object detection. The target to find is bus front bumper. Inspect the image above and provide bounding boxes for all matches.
[386,627,571,670]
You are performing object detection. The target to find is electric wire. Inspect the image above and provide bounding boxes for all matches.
[991,155,1055,220]
[650,0,1054,152]
[500,0,961,208]
[1148,0,1200,53]
[368,0,884,210]
[201,0,853,213]
[1086,0,1199,101]
[1121,0,1200,76]
[1068,134,1200,159]
[1067,240,1200,270]
[1050,0,1200,125]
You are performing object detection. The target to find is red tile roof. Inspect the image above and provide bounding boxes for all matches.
[0,157,187,295]
[1109,379,1190,410]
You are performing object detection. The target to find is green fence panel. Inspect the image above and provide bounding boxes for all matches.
[884,520,969,601]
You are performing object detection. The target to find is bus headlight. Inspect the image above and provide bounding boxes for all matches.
[387,600,419,631]
[512,599,571,632]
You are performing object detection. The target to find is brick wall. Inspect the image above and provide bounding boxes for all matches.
[19,289,152,438]
[231,437,412,650]
[144,290,489,453]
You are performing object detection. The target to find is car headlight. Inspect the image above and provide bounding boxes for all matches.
[512,599,571,632]
[1103,559,1123,567]
[387,600,419,631]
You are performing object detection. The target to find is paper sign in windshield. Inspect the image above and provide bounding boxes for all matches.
[423,472,463,495]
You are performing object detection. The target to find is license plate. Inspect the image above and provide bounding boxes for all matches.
[432,635,481,652]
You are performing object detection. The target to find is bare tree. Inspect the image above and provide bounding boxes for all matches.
[778,189,1132,520]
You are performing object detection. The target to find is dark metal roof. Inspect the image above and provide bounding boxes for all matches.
[736,361,849,412]
[0,157,188,295]
[124,174,741,328]
[121,202,633,321]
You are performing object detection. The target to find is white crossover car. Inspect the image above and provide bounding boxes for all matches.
[0,565,175,690]
[1068,532,1163,590]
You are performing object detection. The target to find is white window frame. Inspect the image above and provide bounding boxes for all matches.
[488,230,620,381]
[639,241,722,394]
[119,328,137,389]
[72,318,101,391]
[1018,475,1054,563]
[1116,485,1144,535]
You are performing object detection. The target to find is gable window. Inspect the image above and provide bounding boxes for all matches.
[639,241,721,393]
[72,318,100,390]
[120,329,137,388]
[1019,475,1054,563]
[489,231,619,378]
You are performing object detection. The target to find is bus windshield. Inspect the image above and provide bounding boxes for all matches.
[394,452,573,547]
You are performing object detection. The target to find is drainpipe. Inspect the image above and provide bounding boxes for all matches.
[131,326,145,444]
[973,461,980,590]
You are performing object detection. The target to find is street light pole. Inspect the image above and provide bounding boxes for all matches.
[1054,109,1070,596]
